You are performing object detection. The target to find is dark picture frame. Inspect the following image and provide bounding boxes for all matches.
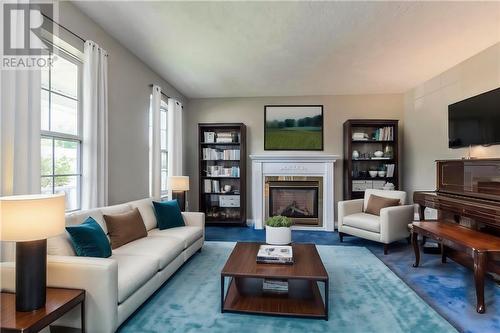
[264,105,324,151]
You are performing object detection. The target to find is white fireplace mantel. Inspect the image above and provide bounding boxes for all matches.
[250,154,339,231]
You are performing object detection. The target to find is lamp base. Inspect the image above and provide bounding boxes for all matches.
[16,239,46,312]
[172,191,186,211]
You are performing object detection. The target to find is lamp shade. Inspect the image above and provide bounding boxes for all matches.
[167,176,190,191]
[0,193,65,242]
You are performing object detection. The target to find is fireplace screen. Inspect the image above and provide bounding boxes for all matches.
[269,182,319,219]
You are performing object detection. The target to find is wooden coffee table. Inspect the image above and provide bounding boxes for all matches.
[221,242,329,320]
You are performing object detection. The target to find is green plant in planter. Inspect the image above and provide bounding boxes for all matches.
[265,215,292,228]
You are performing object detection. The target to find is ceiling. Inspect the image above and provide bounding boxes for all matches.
[72,1,500,98]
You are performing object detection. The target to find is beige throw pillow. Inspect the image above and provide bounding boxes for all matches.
[103,208,147,249]
[365,194,400,216]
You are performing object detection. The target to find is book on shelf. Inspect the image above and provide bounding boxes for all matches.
[212,180,220,193]
[373,126,394,141]
[256,245,293,264]
[206,166,240,177]
[386,164,395,178]
[203,179,212,193]
[202,148,240,160]
[262,279,288,294]
[215,132,238,143]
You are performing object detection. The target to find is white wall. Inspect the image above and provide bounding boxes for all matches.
[58,2,186,204]
[404,42,500,198]
[185,94,404,220]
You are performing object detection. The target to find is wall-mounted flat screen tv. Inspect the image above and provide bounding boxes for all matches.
[448,87,500,148]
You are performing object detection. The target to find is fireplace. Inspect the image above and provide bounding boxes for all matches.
[265,177,323,227]
[250,154,337,231]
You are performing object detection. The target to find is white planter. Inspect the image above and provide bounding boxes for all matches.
[265,226,292,245]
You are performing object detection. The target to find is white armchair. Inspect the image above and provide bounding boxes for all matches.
[337,189,414,254]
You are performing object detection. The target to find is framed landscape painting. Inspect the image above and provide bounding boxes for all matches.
[264,105,324,150]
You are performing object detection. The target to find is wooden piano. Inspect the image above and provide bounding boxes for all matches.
[412,159,500,313]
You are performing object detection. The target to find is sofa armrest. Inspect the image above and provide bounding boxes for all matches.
[1,256,118,333]
[337,199,364,228]
[182,212,205,238]
[48,256,118,333]
[380,205,414,244]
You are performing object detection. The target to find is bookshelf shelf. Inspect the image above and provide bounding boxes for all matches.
[343,119,399,200]
[352,140,395,143]
[199,123,246,226]
[201,176,240,179]
[200,142,241,146]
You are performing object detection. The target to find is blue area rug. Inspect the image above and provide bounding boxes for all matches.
[205,226,500,333]
[119,242,456,333]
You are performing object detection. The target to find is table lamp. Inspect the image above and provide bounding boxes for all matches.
[168,176,189,211]
[0,193,65,311]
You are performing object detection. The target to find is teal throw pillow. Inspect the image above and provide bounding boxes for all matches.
[153,200,185,230]
[66,217,111,258]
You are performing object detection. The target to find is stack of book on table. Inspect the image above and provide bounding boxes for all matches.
[256,245,293,264]
[262,279,288,294]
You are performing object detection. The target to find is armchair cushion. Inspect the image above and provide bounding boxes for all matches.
[365,195,400,216]
[363,189,406,211]
[342,213,380,233]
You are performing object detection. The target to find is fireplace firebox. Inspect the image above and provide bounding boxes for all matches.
[265,177,322,226]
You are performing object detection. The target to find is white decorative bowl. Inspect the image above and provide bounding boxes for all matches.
[369,170,378,178]
[374,151,384,157]
[378,171,386,177]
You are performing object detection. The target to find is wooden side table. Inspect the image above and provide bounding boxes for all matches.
[1,288,85,333]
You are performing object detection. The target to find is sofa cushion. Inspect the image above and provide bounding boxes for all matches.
[47,232,76,256]
[153,200,185,230]
[365,195,400,216]
[104,208,148,249]
[112,236,184,270]
[128,198,157,231]
[66,204,132,234]
[343,213,380,233]
[148,226,203,249]
[111,254,157,303]
[66,217,112,258]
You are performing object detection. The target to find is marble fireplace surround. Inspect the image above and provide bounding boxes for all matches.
[250,154,338,231]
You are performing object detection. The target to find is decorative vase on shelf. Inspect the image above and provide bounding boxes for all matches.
[265,216,292,245]
[352,150,360,159]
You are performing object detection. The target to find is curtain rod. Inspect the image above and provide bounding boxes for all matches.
[42,13,86,43]
[149,84,171,99]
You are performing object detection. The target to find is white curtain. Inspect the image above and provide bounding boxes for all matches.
[0,69,41,261]
[82,40,109,209]
[149,85,162,199]
[168,98,183,177]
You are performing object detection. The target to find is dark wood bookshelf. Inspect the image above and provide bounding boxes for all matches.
[343,119,399,200]
[198,123,246,226]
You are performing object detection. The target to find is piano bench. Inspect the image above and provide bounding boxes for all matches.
[411,221,500,314]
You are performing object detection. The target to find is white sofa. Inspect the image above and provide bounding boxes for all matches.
[338,189,413,254]
[0,198,204,333]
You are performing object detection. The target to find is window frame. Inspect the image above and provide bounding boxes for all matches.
[41,49,83,212]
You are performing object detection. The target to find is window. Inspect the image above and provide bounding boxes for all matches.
[160,102,168,197]
[150,98,169,198]
[41,52,82,211]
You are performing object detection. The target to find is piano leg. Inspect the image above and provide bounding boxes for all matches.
[473,250,487,314]
[441,244,447,263]
[412,231,420,267]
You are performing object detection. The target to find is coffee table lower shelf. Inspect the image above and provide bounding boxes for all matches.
[221,277,328,320]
